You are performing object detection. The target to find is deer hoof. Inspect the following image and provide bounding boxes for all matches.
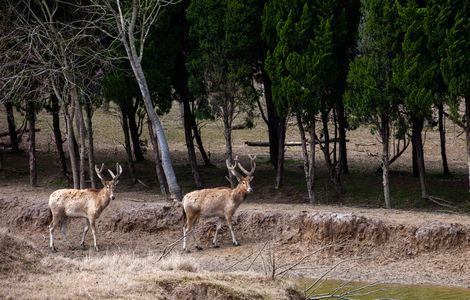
[184,248,191,253]
[50,246,57,253]
[212,243,220,248]
[94,246,100,252]
[233,241,240,246]
[80,244,86,250]
[195,245,203,251]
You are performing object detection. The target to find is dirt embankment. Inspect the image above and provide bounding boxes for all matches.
[2,195,469,259]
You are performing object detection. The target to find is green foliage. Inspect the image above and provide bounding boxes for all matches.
[102,70,140,109]
[393,1,434,119]
[186,0,260,116]
[263,0,340,119]
[439,1,470,99]
[345,0,401,125]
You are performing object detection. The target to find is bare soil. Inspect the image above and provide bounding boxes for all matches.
[1,181,469,292]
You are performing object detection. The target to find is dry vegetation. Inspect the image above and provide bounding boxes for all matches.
[1,229,302,300]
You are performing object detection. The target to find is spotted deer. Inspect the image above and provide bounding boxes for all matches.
[48,163,122,251]
[182,155,256,251]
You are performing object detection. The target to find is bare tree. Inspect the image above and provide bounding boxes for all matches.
[0,0,108,188]
[91,0,182,200]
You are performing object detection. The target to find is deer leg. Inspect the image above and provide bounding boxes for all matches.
[183,219,189,252]
[49,216,59,252]
[183,214,197,252]
[226,214,239,246]
[212,217,223,248]
[80,219,90,249]
[89,218,99,251]
[60,218,68,242]
[190,215,203,251]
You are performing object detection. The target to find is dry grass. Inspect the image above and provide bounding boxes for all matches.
[0,229,300,299]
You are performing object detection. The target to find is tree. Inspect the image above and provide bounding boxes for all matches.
[149,1,204,188]
[1,0,107,189]
[394,1,438,200]
[102,71,140,184]
[96,0,183,200]
[187,0,259,187]
[439,0,470,191]
[262,0,303,189]
[345,0,402,208]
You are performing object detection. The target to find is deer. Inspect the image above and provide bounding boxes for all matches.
[182,155,256,252]
[48,163,122,252]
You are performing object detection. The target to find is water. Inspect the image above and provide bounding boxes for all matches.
[298,279,470,300]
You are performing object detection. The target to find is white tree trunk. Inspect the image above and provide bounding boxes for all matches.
[128,55,182,200]
[381,116,391,209]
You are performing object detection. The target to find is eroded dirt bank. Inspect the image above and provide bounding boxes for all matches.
[1,189,470,288]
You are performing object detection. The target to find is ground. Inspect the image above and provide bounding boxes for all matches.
[1,103,470,299]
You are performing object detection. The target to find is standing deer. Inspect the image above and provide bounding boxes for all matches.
[48,163,122,252]
[182,155,256,251]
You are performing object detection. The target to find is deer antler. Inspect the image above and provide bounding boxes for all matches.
[226,155,242,180]
[237,155,256,176]
[95,163,105,180]
[108,163,123,181]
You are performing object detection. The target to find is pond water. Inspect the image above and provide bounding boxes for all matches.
[298,279,470,300]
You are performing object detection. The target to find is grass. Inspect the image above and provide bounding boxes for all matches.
[0,229,300,299]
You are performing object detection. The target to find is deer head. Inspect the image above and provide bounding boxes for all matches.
[95,163,123,200]
[226,155,256,193]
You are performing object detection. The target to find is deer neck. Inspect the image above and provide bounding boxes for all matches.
[98,188,111,208]
[232,185,248,204]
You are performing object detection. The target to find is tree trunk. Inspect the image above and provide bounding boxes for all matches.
[320,109,343,194]
[128,53,182,200]
[26,101,37,187]
[337,101,349,174]
[147,118,168,196]
[274,118,286,189]
[71,86,87,189]
[412,123,419,177]
[84,101,97,188]
[412,116,428,199]
[223,107,235,188]
[262,70,279,169]
[380,115,391,209]
[191,117,211,166]
[121,107,137,184]
[63,104,79,189]
[438,104,450,175]
[51,95,68,178]
[5,102,20,153]
[128,98,145,162]
[308,118,316,204]
[180,101,203,188]
[466,96,470,193]
[297,114,315,203]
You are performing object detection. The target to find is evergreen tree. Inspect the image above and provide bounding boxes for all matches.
[187,0,260,186]
[439,0,470,191]
[346,0,401,208]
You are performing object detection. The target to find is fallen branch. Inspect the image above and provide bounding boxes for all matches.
[245,139,348,147]
[157,229,193,262]
[427,196,457,210]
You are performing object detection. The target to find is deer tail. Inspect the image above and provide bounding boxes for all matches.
[182,206,186,225]
[47,207,53,225]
